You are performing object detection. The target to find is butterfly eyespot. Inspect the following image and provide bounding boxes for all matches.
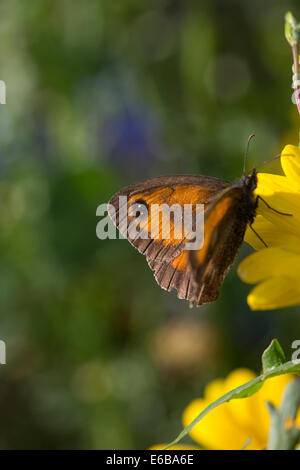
[129,198,149,219]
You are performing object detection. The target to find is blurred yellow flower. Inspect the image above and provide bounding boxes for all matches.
[182,368,300,450]
[238,144,300,310]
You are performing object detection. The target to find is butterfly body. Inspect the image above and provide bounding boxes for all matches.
[108,169,258,306]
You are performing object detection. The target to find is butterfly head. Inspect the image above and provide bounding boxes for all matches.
[241,168,257,192]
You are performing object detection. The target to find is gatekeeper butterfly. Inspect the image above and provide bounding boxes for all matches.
[108,138,262,307]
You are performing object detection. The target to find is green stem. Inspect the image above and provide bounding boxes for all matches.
[292,44,300,116]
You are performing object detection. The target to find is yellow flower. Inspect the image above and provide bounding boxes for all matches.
[182,368,300,450]
[238,144,300,310]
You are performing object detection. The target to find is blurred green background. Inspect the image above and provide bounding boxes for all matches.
[0,0,300,449]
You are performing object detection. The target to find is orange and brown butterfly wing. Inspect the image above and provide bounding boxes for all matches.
[189,186,256,305]
[108,175,229,264]
[109,174,257,306]
[148,185,257,306]
[147,186,247,305]
[148,250,197,302]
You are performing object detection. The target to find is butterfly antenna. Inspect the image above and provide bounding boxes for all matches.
[259,152,294,167]
[249,152,295,173]
[243,134,255,174]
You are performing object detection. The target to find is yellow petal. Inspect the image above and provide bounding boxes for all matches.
[247,276,300,310]
[259,374,294,409]
[244,216,300,254]
[204,378,225,402]
[254,191,300,237]
[281,145,300,192]
[182,397,256,450]
[224,369,267,445]
[183,369,298,450]
[255,173,294,197]
[183,370,265,450]
[238,247,300,309]
[252,168,300,237]
[222,368,256,393]
[238,247,300,284]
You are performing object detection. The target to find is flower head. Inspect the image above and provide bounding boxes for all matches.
[238,144,300,310]
[182,369,300,450]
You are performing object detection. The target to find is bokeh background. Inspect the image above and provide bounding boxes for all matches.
[0,0,300,449]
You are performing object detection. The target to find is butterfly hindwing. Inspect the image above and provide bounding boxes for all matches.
[148,250,198,302]
[148,185,256,306]
[190,186,256,305]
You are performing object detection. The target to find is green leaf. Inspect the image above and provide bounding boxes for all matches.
[262,339,286,373]
[285,11,299,47]
[164,339,300,450]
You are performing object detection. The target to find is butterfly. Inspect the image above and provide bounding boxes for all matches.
[107,128,296,308]
[108,165,260,307]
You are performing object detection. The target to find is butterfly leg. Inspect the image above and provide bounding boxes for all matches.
[249,223,268,248]
[256,195,292,216]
